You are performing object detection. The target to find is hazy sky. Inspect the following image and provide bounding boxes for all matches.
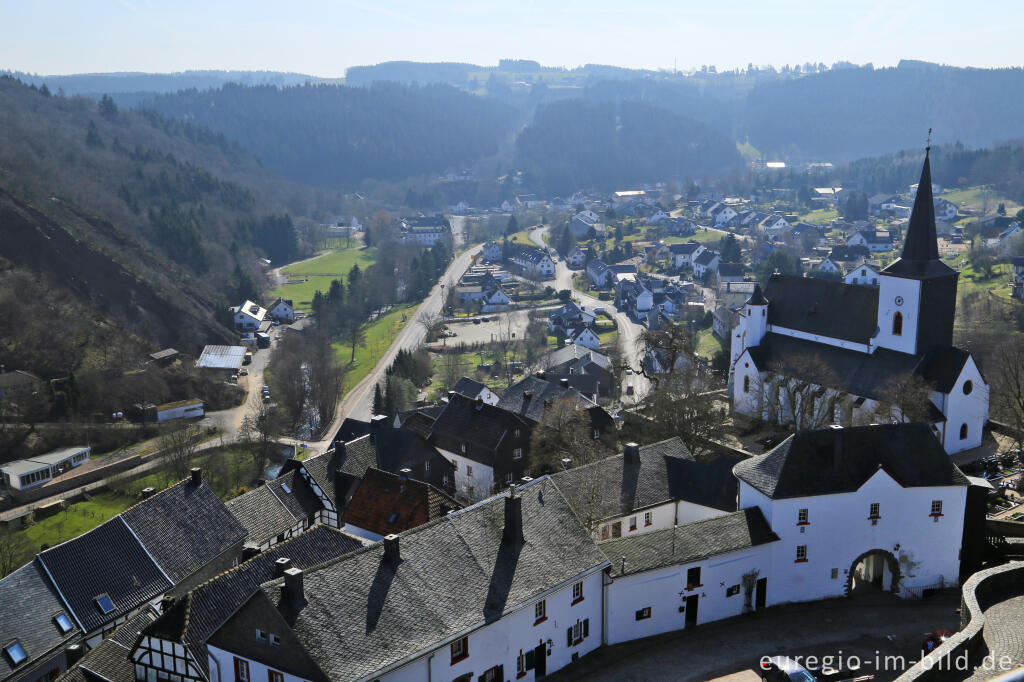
[2,0,1021,77]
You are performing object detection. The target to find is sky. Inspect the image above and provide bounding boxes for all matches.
[2,0,1022,77]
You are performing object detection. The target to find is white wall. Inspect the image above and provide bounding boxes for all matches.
[208,645,310,682]
[596,503,675,541]
[676,499,731,524]
[438,447,495,502]
[874,275,921,354]
[940,356,989,453]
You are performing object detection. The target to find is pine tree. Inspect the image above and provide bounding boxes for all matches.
[372,383,385,416]
[383,376,397,417]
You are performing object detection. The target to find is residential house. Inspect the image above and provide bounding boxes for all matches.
[842,258,882,286]
[1013,256,1024,301]
[500,199,515,213]
[226,470,323,551]
[482,240,503,262]
[398,216,451,246]
[566,324,602,350]
[648,210,671,224]
[570,210,605,238]
[498,375,613,437]
[451,377,499,405]
[693,250,721,279]
[847,229,894,252]
[587,260,612,288]
[341,467,461,541]
[59,606,157,682]
[516,193,541,209]
[231,300,267,331]
[815,245,871,275]
[547,302,597,336]
[910,181,941,197]
[482,287,512,313]
[541,346,615,398]
[617,279,654,316]
[510,248,555,279]
[717,262,746,283]
[710,203,738,228]
[869,194,900,216]
[997,222,1022,248]
[669,241,705,269]
[760,214,790,235]
[567,245,586,268]
[267,298,295,323]
[933,197,958,221]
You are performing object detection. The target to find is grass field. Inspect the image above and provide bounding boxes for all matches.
[736,139,760,162]
[334,303,419,391]
[267,246,378,312]
[956,262,1013,296]
[506,230,536,246]
[665,228,729,246]
[941,187,1021,215]
[800,207,839,224]
[695,328,725,360]
[20,491,135,554]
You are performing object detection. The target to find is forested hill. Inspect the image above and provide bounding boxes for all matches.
[515,99,742,195]
[142,82,520,187]
[0,76,323,373]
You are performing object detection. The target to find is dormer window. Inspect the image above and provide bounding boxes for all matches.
[94,594,115,615]
[53,613,74,634]
[3,641,27,667]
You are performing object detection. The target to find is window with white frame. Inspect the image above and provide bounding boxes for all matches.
[644,511,652,526]
[512,448,523,459]
[796,545,807,562]
[629,516,637,531]
[572,581,583,603]
[534,600,546,623]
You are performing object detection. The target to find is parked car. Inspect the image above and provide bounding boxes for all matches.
[473,318,481,325]
[239,368,248,376]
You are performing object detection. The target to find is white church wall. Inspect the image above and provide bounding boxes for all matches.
[874,276,921,355]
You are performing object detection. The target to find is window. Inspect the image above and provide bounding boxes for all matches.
[795,545,807,562]
[233,658,250,682]
[892,312,903,336]
[94,594,115,614]
[593,428,601,440]
[963,380,974,395]
[797,508,809,525]
[743,376,750,393]
[686,566,701,588]
[256,630,267,643]
[517,650,526,676]
[629,516,637,531]
[481,665,503,682]
[831,568,839,580]
[53,613,73,634]
[931,500,944,517]
[3,641,26,667]
[960,423,969,440]
[504,473,513,485]
[726,585,741,597]
[269,634,281,647]
[460,442,467,454]
[267,671,283,682]
[572,581,584,604]
[601,525,610,540]
[567,619,588,645]
[611,521,622,538]
[534,600,546,623]
[644,511,653,527]
[424,461,430,473]
[512,448,523,460]
[514,429,521,439]
[466,465,473,476]
[861,269,867,276]
[450,636,469,665]
[869,503,880,519]
[635,607,652,620]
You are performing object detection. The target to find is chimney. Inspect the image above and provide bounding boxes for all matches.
[537,370,546,381]
[624,442,640,466]
[383,534,401,565]
[503,485,524,545]
[399,468,411,481]
[190,467,202,486]
[140,487,156,499]
[560,378,569,389]
[65,644,84,668]
[283,567,304,604]
[523,390,533,402]
[274,557,292,578]
[241,545,261,562]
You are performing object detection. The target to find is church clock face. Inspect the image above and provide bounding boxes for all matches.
[894,296,904,306]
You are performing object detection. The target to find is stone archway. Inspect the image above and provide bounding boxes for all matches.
[846,549,900,596]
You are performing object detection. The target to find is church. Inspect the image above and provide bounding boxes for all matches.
[729,150,989,454]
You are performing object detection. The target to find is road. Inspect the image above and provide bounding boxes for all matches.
[528,225,651,402]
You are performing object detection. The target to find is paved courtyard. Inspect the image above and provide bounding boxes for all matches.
[548,592,960,682]
[966,592,1024,680]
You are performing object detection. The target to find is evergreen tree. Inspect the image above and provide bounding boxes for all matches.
[383,376,397,417]
[506,215,519,236]
[372,382,385,416]
[99,94,118,121]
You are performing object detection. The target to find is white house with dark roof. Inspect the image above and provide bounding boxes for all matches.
[846,229,894,252]
[231,300,267,331]
[693,250,720,279]
[669,242,705,269]
[729,151,989,454]
[268,298,295,323]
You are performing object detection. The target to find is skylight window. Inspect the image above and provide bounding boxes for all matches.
[54,613,74,634]
[4,641,27,666]
[94,594,115,614]
[387,512,399,524]
[281,483,291,494]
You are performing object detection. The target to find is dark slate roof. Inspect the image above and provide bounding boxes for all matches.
[602,508,779,577]
[121,478,246,584]
[827,245,870,262]
[38,517,172,633]
[733,423,970,500]
[58,607,158,682]
[451,377,488,399]
[747,283,768,305]
[254,479,608,681]
[141,526,365,679]
[0,560,81,680]
[763,274,879,344]
[883,150,957,280]
[497,375,596,423]
[342,468,460,536]
[550,437,744,524]
[398,410,436,439]
[429,393,531,464]
[695,250,718,266]
[669,242,702,255]
[916,346,974,393]
[717,262,745,277]
[226,471,320,547]
[337,434,378,478]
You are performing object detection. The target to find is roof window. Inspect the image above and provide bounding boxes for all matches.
[3,641,27,666]
[94,594,115,614]
[54,613,74,634]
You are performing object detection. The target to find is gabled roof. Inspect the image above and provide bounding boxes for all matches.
[695,250,718,266]
[227,471,321,547]
[763,274,879,344]
[430,394,531,464]
[0,560,81,680]
[827,245,870,263]
[717,262,745,277]
[121,477,246,584]
[497,375,597,423]
[342,468,460,536]
[602,508,779,577]
[550,438,744,524]
[668,241,702,255]
[58,606,158,682]
[852,229,892,244]
[248,479,608,682]
[451,377,489,399]
[733,423,969,500]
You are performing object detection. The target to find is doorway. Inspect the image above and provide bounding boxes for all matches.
[755,577,767,611]
[685,594,699,627]
[847,549,900,595]
[533,643,546,678]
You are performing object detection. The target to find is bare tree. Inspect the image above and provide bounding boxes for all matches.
[439,350,464,392]
[764,354,841,431]
[641,365,728,457]
[529,397,615,473]
[0,529,29,578]
[158,422,204,483]
[635,322,694,389]
[267,340,307,433]
[239,394,282,476]
[417,308,446,343]
[880,372,936,424]
[993,344,1024,454]
[305,332,347,438]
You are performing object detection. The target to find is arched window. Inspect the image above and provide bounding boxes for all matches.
[960,423,968,440]
[743,376,750,393]
[892,312,903,336]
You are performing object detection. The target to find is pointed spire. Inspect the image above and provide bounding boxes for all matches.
[747,282,768,306]
[902,147,939,262]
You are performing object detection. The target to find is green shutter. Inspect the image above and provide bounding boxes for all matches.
[525,650,535,670]
[497,664,504,682]
[583,618,590,637]
[567,626,573,646]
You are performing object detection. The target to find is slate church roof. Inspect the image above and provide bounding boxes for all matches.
[762,274,879,344]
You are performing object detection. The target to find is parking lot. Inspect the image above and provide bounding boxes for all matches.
[441,310,534,345]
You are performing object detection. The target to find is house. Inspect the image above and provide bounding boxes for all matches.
[713,305,740,342]
[648,210,671,224]
[500,199,514,213]
[910,181,941,197]
[547,302,597,335]
[203,480,609,682]
[482,287,512,313]
[617,279,654,315]
[816,245,870,275]
[760,214,790,235]
[226,470,323,551]
[231,300,267,331]
[341,467,461,541]
[267,297,295,323]
[847,230,894,252]
[398,216,451,246]
[933,197,958,221]
[567,245,586,268]
[869,194,899,216]
[587,260,612,287]
[516,193,541,209]
[842,258,881,286]
[997,222,1022,245]
[693,250,721,279]
[1013,256,1024,301]
[710,203,738,227]
[730,150,990,455]
[570,210,604,237]
[482,240,503,262]
[669,241,705,269]
[60,605,157,682]
[643,242,671,266]
[541,346,615,398]
[498,375,613,436]
[717,262,746,283]
[566,324,602,350]
[451,377,499,405]
[1,447,91,492]
[428,394,533,501]
[509,248,555,279]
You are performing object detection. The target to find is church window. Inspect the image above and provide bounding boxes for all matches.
[892,312,903,336]
[963,380,973,395]
[960,423,968,440]
[743,376,750,393]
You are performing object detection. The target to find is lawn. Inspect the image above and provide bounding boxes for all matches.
[664,229,728,246]
[20,491,135,554]
[956,262,1012,296]
[506,230,536,246]
[800,207,839,224]
[334,303,419,391]
[267,246,378,312]
[695,328,725,361]
[941,187,1021,215]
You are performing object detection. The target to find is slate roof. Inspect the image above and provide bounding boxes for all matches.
[37,517,172,634]
[58,607,158,682]
[398,410,436,439]
[717,262,745,277]
[733,423,970,500]
[826,245,870,263]
[140,526,365,679]
[497,375,596,423]
[429,394,531,465]
[227,471,320,547]
[601,508,779,577]
[695,250,718,266]
[451,377,489,399]
[121,477,246,583]
[342,468,460,536]
[763,274,879,344]
[747,283,768,305]
[0,560,81,681]
[884,151,957,280]
[247,479,608,681]
[550,438,744,524]
[669,241,702,255]
[543,344,612,371]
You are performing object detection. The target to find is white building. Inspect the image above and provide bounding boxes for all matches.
[842,259,881,286]
[232,300,267,331]
[693,250,721,279]
[510,248,555,279]
[729,151,989,455]
[154,399,205,422]
[399,216,451,246]
[669,242,705,269]
[482,240,503,262]
[846,230,893,252]
[268,297,295,323]
[567,245,586,268]
[1,446,91,491]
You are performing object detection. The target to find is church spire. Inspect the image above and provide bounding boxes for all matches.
[901,146,939,262]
